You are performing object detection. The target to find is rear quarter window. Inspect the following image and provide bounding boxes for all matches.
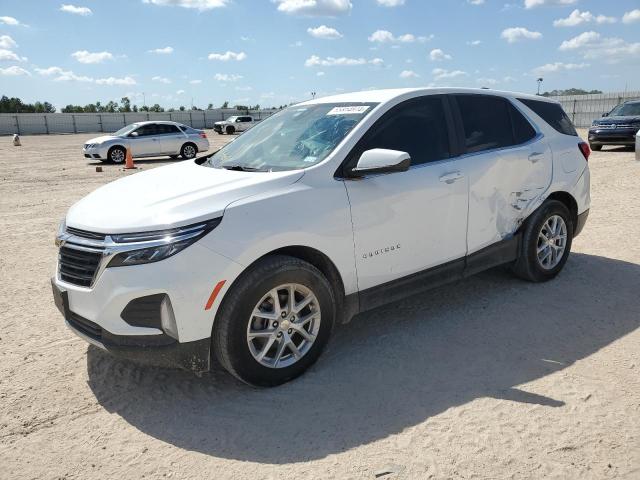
[517,98,577,136]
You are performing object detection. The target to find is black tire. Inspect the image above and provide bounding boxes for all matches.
[212,255,336,387]
[107,146,126,164]
[590,144,602,151]
[512,200,574,282]
[225,125,235,135]
[180,143,197,159]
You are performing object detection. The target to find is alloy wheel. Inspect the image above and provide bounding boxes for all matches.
[536,214,567,270]
[246,283,321,369]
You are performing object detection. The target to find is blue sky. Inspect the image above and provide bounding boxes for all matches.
[1,0,639,109]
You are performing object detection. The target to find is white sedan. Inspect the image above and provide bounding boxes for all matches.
[82,121,209,163]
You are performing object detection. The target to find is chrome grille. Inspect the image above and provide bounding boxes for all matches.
[58,244,104,287]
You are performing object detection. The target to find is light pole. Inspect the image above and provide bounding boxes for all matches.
[537,78,544,95]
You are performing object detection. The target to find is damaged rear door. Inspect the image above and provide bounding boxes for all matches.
[450,94,552,255]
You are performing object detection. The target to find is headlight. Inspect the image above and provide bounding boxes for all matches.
[55,218,66,247]
[107,218,221,267]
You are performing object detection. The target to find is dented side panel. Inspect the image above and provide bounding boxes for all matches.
[464,136,553,256]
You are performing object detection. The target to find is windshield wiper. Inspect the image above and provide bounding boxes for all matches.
[221,165,267,172]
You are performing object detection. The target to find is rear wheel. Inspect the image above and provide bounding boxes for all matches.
[180,143,197,159]
[212,255,335,387]
[590,143,602,151]
[512,200,573,282]
[225,125,235,135]
[107,146,126,164]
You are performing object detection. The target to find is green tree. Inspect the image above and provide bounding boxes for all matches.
[120,97,132,112]
[221,100,229,108]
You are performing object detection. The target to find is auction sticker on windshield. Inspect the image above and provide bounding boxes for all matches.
[327,106,370,115]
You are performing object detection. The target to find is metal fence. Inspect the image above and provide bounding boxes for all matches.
[548,91,640,128]
[0,109,279,136]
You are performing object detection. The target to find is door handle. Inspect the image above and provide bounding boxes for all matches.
[439,171,463,184]
[528,152,544,163]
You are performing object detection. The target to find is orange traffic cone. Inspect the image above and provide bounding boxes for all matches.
[124,146,136,169]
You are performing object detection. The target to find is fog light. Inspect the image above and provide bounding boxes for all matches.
[160,295,179,339]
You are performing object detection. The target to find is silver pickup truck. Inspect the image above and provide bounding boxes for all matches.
[213,115,257,135]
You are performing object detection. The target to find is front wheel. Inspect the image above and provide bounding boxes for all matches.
[212,255,335,387]
[512,200,574,282]
[225,125,235,135]
[107,146,126,164]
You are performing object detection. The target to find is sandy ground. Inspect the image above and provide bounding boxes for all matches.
[0,130,639,480]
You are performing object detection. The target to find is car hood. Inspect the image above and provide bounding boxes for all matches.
[593,116,640,125]
[214,120,230,125]
[86,135,120,144]
[66,160,304,233]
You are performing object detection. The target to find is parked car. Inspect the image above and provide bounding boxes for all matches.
[213,115,257,134]
[588,100,640,150]
[53,88,590,387]
[82,121,209,163]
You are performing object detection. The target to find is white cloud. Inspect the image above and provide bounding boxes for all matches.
[468,0,485,4]
[524,0,577,8]
[553,9,616,27]
[35,66,93,82]
[60,4,93,16]
[307,25,343,39]
[274,0,352,16]
[317,71,325,76]
[429,48,451,61]
[305,55,382,67]
[0,49,27,62]
[623,9,640,24]
[214,73,243,81]
[0,35,17,49]
[208,51,247,61]
[476,77,498,85]
[142,0,229,11]
[95,76,136,86]
[377,0,405,6]
[400,70,419,78]
[0,16,22,26]
[533,62,590,74]
[559,31,599,50]
[152,75,172,84]
[290,40,303,47]
[235,85,253,91]
[368,29,431,43]
[432,68,467,80]
[71,50,114,64]
[501,27,542,43]
[0,65,30,76]
[176,89,185,94]
[467,40,482,46]
[148,46,174,54]
[189,79,202,84]
[558,31,640,62]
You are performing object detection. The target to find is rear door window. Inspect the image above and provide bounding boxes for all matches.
[517,98,577,136]
[136,124,158,136]
[454,95,514,154]
[509,103,537,144]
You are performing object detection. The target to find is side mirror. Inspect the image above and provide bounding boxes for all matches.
[602,112,609,117]
[236,118,242,122]
[129,131,139,137]
[350,149,411,177]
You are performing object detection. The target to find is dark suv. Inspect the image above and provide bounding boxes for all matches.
[589,100,640,150]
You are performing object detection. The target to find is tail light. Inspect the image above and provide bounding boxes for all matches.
[578,141,590,161]
[199,132,207,139]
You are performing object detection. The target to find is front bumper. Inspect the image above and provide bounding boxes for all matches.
[52,236,245,372]
[82,145,106,159]
[53,280,210,371]
[213,125,224,133]
[588,127,639,146]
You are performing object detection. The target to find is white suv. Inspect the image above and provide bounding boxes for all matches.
[53,88,591,386]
